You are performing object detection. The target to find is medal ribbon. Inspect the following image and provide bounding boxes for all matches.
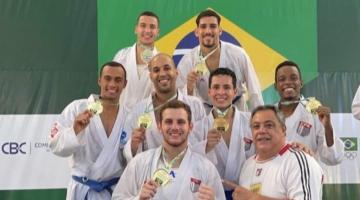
[145,92,178,114]
[198,44,220,63]
[214,105,232,117]
[161,147,187,171]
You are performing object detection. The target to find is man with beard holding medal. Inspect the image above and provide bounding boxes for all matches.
[274,60,343,165]
[113,11,159,114]
[122,53,206,162]
[177,9,263,113]
[112,100,225,200]
[192,68,254,200]
[49,62,128,200]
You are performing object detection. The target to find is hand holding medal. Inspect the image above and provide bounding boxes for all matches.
[87,100,103,115]
[137,113,152,129]
[305,97,322,114]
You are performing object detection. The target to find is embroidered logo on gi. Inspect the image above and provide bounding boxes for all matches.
[256,168,262,176]
[50,122,59,138]
[190,177,202,193]
[244,137,253,151]
[119,131,127,144]
[296,121,312,137]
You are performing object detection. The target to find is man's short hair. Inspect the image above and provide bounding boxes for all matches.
[250,105,286,127]
[209,68,237,89]
[99,61,127,81]
[137,11,160,26]
[159,100,192,123]
[196,9,221,26]
[274,60,302,83]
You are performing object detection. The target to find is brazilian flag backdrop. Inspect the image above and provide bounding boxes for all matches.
[1,0,360,199]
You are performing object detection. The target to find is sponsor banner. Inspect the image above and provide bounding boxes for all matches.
[0,115,69,190]
[322,114,360,184]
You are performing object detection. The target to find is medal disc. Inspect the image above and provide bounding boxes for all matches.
[306,97,322,114]
[141,48,153,63]
[195,62,208,75]
[152,168,171,186]
[137,113,152,129]
[87,100,103,115]
[213,117,229,132]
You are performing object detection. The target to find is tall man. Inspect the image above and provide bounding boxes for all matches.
[228,105,324,200]
[193,68,254,199]
[274,60,343,165]
[177,9,263,113]
[352,85,360,120]
[123,53,206,162]
[112,101,225,200]
[49,62,128,200]
[113,11,159,114]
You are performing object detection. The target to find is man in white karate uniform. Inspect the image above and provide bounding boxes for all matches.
[226,105,324,200]
[177,9,263,113]
[113,11,159,114]
[112,100,226,200]
[49,62,128,200]
[274,60,343,165]
[352,85,360,120]
[123,53,206,162]
[193,68,254,199]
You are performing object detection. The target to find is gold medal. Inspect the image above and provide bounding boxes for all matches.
[195,61,208,75]
[306,97,322,114]
[250,183,262,194]
[87,100,103,115]
[152,168,171,186]
[137,113,152,129]
[213,117,229,132]
[141,48,153,63]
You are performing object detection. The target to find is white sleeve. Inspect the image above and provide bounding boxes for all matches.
[113,48,127,64]
[237,49,264,110]
[176,53,195,91]
[315,117,344,165]
[204,161,226,200]
[112,157,143,200]
[352,86,360,120]
[285,151,323,200]
[49,101,83,157]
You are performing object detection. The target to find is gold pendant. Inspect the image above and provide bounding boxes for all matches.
[213,117,229,132]
[306,97,322,114]
[195,62,208,75]
[152,168,171,186]
[87,100,103,115]
[137,113,152,129]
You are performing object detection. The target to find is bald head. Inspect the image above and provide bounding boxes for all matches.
[148,53,176,69]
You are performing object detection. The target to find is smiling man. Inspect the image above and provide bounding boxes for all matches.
[177,9,263,113]
[112,101,225,200]
[49,61,128,200]
[192,68,254,199]
[122,53,206,162]
[113,11,160,114]
[232,105,323,200]
[274,60,343,165]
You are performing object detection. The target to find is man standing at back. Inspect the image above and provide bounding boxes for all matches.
[113,11,160,114]
[177,9,263,113]
[49,62,128,200]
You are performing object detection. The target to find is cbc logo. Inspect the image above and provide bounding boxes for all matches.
[1,142,27,154]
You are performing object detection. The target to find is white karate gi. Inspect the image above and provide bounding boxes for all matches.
[49,94,128,200]
[112,146,226,200]
[123,90,206,162]
[239,144,324,200]
[113,43,158,114]
[281,103,344,165]
[192,108,255,191]
[352,85,360,120]
[177,41,263,112]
